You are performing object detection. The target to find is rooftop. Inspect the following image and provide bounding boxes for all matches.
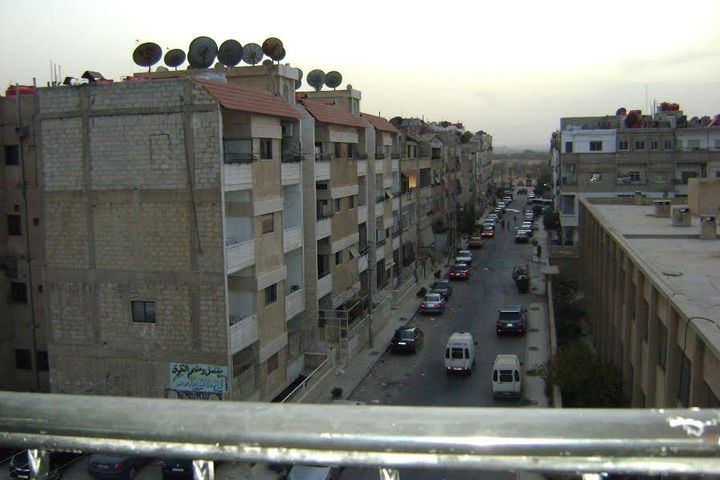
[361,112,399,133]
[298,98,366,128]
[584,200,720,352]
[196,78,300,119]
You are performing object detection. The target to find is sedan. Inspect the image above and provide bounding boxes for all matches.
[10,451,84,480]
[455,250,473,265]
[88,454,153,480]
[468,236,484,249]
[480,225,495,238]
[515,230,530,243]
[430,280,453,299]
[420,293,445,314]
[390,326,424,353]
[449,264,470,280]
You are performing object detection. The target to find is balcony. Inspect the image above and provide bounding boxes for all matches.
[375,152,386,159]
[392,197,400,211]
[226,238,255,273]
[357,159,367,176]
[228,313,258,354]
[391,157,399,171]
[223,163,253,191]
[357,205,367,224]
[359,253,369,272]
[2,392,717,479]
[280,352,335,403]
[281,140,302,163]
[316,217,331,240]
[315,160,330,181]
[283,225,302,253]
[281,162,301,185]
[317,273,333,298]
[391,152,400,159]
[284,287,304,320]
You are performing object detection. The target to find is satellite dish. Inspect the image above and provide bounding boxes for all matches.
[325,71,342,89]
[218,39,243,67]
[133,42,162,71]
[188,36,218,69]
[242,43,263,65]
[164,49,186,70]
[295,68,303,89]
[262,37,285,62]
[307,69,326,92]
[156,66,169,72]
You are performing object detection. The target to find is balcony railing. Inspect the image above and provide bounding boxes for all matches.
[315,153,332,161]
[224,152,256,164]
[391,153,400,159]
[280,353,334,403]
[375,153,386,159]
[2,392,718,479]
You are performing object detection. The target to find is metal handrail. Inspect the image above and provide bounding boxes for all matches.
[1,392,719,476]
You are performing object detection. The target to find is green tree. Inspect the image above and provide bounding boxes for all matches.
[460,131,473,144]
[542,207,560,230]
[533,164,553,197]
[457,204,477,236]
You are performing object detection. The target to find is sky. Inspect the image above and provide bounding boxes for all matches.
[2,0,719,148]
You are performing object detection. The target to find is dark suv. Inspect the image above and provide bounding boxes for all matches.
[496,305,528,336]
[430,280,453,299]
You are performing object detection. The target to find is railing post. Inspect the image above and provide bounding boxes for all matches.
[193,459,215,480]
[379,467,400,480]
[28,449,49,480]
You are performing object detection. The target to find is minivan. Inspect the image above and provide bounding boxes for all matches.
[491,354,523,398]
[444,332,475,374]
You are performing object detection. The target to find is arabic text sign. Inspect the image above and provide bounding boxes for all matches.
[169,362,228,393]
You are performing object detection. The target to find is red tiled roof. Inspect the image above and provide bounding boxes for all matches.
[299,99,366,128]
[195,79,300,120]
[362,113,399,133]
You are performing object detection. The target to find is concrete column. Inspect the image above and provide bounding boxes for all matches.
[631,271,644,406]
[644,286,659,406]
[612,245,624,367]
[621,258,633,394]
[664,307,680,407]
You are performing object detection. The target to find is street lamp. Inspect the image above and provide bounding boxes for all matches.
[677,315,719,406]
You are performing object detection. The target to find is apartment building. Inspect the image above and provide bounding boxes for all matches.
[577,188,720,407]
[35,70,315,401]
[551,104,720,244]
[1,87,50,392]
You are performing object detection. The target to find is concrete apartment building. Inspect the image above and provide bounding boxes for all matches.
[34,69,314,401]
[577,183,720,407]
[551,104,720,244]
[1,88,51,392]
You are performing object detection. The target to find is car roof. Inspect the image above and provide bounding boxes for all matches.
[396,326,416,333]
[432,280,449,285]
[499,305,523,312]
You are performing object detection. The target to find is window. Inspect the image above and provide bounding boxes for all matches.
[15,349,32,370]
[335,251,342,266]
[334,198,341,212]
[132,301,156,323]
[658,322,667,370]
[348,196,355,209]
[224,139,253,163]
[686,139,700,150]
[334,142,342,158]
[36,351,49,371]
[265,284,277,305]
[589,141,602,151]
[628,171,641,182]
[9,282,27,304]
[33,218,39,226]
[618,140,629,151]
[4,145,19,165]
[635,141,645,151]
[663,140,673,151]
[347,143,355,159]
[589,173,602,184]
[564,141,573,153]
[261,213,274,234]
[267,352,279,373]
[7,214,22,236]
[650,140,658,151]
[259,138,272,159]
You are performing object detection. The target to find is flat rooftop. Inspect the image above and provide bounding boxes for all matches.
[585,202,720,348]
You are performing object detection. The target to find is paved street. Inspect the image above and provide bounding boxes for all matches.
[339,200,544,480]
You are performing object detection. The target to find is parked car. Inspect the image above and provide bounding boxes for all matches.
[486,214,499,223]
[10,450,83,480]
[521,222,534,236]
[161,458,195,480]
[449,264,470,280]
[480,225,495,238]
[468,236,484,249]
[496,305,528,336]
[420,293,445,314]
[390,326,424,353]
[515,230,530,243]
[455,249,473,265]
[430,280,453,299]
[88,454,153,480]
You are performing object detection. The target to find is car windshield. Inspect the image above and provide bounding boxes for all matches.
[398,330,415,340]
[425,294,441,302]
[483,226,493,231]
[458,250,471,255]
[432,282,448,289]
[498,311,521,321]
[452,266,467,271]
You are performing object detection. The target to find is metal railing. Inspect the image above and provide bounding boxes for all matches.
[280,353,334,403]
[1,392,719,479]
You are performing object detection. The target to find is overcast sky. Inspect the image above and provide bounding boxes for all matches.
[2,0,719,148]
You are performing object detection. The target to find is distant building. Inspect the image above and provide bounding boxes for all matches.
[551,104,720,244]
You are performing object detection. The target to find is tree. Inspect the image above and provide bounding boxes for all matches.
[542,207,560,231]
[457,204,477,236]
[460,131,473,144]
[533,164,553,197]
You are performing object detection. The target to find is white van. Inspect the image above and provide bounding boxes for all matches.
[491,354,523,398]
[444,332,475,374]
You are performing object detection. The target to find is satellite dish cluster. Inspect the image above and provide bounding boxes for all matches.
[133,36,345,91]
[132,36,287,71]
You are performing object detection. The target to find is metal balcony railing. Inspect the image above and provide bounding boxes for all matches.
[1,392,719,480]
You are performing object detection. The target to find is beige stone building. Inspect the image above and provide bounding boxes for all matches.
[1,88,50,392]
[552,105,720,244]
[578,193,720,407]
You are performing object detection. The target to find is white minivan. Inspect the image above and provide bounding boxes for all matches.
[491,354,523,398]
[444,332,475,374]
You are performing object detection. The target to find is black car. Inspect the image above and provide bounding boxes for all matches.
[88,454,153,480]
[390,326,424,353]
[515,230,530,243]
[10,450,83,480]
[449,264,470,280]
[161,458,193,480]
[496,305,528,336]
[430,280,453,299]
